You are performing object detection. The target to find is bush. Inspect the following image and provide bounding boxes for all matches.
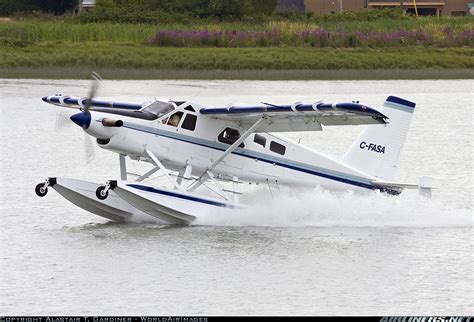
[77,6,195,24]
[315,8,408,22]
[0,0,78,16]
[0,0,39,16]
[147,27,472,48]
[77,0,278,23]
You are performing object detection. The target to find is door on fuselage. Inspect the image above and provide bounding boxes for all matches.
[161,109,210,166]
[214,127,245,170]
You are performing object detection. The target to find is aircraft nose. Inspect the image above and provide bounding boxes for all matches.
[70,112,91,129]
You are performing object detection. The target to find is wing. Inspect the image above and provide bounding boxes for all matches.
[200,102,388,132]
[42,95,142,110]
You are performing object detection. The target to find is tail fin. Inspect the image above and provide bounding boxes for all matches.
[342,96,415,181]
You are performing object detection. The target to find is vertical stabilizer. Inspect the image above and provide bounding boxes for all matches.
[342,96,416,181]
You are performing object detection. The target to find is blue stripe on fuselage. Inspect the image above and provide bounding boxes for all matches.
[121,123,375,190]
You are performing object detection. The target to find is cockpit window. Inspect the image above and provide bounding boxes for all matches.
[142,101,174,117]
[181,114,197,131]
[218,127,244,148]
[165,111,184,127]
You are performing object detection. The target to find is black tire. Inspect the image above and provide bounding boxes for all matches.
[35,183,48,197]
[96,186,109,200]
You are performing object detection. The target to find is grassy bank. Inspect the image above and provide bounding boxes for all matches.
[1,43,472,69]
[1,16,472,80]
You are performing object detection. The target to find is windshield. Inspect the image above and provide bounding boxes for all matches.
[142,101,174,117]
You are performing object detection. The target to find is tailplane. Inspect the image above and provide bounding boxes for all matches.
[342,96,416,181]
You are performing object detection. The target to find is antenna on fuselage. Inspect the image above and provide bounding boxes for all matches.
[261,102,281,108]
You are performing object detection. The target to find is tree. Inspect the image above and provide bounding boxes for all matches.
[34,0,79,14]
[0,0,39,15]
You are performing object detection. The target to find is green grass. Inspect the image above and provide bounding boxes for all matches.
[1,42,472,70]
[0,21,156,43]
[1,17,472,44]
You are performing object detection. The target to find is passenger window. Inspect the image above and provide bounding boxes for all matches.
[254,134,266,147]
[166,112,183,127]
[181,114,197,131]
[270,141,286,155]
[218,127,244,148]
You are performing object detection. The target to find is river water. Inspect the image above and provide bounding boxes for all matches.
[0,79,472,315]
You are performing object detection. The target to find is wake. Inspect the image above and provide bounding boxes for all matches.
[193,187,473,228]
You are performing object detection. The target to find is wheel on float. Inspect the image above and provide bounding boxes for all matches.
[35,183,48,197]
[95,186,109,200]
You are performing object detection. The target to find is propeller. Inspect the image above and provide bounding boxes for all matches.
[70,72,102,129]
[55,109,75,131]
[54,111,98,164]
[83,71,102,114]
[84,133,98,164]
[61,72,103,163]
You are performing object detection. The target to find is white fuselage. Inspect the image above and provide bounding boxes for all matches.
[85,107,377,193]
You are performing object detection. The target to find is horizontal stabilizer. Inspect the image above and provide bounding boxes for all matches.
[372,176,436,197]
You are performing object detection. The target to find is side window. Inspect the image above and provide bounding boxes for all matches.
[184,105,196,112]
[181,114,197,131]
[270,141,286,155]
[218,127,244,148]
[254,134,266,147]
[165,111,183,127]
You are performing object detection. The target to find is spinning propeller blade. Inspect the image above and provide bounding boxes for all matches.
[83,71,102,113]
[84,133,97,164]
[66,72,102,162]
[54,112,98,164]
[55,110,75,131]
[71,72,102,129]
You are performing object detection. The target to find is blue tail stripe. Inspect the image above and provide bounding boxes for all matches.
[386,96,416,108]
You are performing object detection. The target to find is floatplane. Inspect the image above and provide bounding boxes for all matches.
[36,74,434,225]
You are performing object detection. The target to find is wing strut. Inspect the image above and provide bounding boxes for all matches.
[135,166,160,182]
[145,149,182,191]
[119,154,127,180]
[209,116,266,171]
